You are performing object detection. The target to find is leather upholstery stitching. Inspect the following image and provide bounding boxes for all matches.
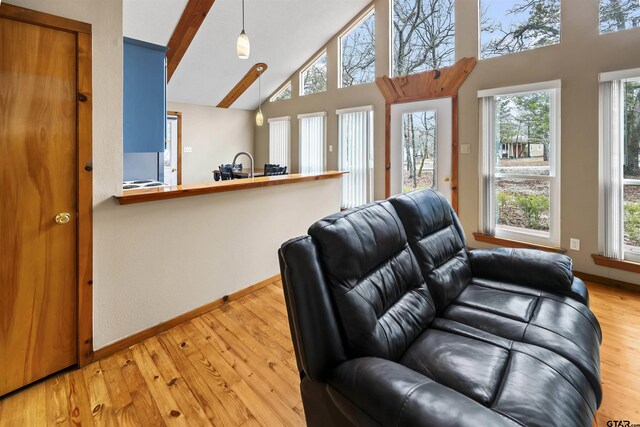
[379,202,407,242]
[490,351,513,408]
[452,297,531,323]
[472,279,602,340]
[511,349,597,416]
[526,295,542,323]
[524,325,600,373]
[490,409,528,427]
[396,381,430,427]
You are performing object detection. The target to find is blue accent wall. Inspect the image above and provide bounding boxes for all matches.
[123,37,167,154]
[123,37,167,181]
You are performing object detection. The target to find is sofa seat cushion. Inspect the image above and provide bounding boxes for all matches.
[400,318,598,427]
[442,278,602,405]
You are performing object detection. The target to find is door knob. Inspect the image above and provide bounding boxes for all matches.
[444,177,451,182]
[55,212,71,224]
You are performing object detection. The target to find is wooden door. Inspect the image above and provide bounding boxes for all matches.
[0,16,78,395]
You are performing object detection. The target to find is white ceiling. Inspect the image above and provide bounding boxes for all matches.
[124,0,370,110]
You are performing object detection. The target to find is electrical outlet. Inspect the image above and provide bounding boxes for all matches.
[460,144,471,154]
[184,146,192,153]
[569,238,580,251]
[329,145,333,152]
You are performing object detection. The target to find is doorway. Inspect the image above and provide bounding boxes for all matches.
[390,98,453,203]
[164,111,182,185]
[0,4,93,396]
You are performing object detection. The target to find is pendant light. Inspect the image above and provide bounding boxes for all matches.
[236,0,250,59]
[256,66,264,126]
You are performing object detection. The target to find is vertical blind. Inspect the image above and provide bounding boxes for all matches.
[480,96,496,236]
[298,113,326,174]
[600,80,624,259]
[268,117,290,167]
[338,107,374,209]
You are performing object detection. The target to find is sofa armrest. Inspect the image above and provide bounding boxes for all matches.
[327,358,517,427]
[469,248,574,292]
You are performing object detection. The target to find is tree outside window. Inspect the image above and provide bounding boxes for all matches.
[271,82,291,102]
[624,80,640,251]
[341,11,376,87]
[301,52,327,96]
[481,0,561,59]
[600,0,640,34]
[392,0,455,76]
[494,92,552,233]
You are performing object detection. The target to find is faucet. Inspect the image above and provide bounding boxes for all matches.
[232,151,254,178]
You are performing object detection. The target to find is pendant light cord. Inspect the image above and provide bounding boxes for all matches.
[242,0,245,31]
[258,67,262,112]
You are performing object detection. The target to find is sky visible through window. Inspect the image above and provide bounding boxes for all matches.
[600,0,640,34]
[392,0,455,76]
[341,11,375,87]
[481,0,560,59]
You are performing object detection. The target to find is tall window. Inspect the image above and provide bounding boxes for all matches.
[268,116,291,168]
[340,9,376,88]
[299,112,326,173]
[392,0,455,76]
[600,69,640,262]
[338,106,374,209]
[479,81,561,246]
[600,0,640,34]
[270,82,292,102]
[480,0,561,59]
[300,52,327,96]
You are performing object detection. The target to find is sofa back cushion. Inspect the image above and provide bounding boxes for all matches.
[308,201,436,361]
[389,190,472,312]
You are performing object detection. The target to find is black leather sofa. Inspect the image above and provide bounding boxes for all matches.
[278,189,601,427]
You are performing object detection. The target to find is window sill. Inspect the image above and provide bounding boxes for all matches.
[472,232,566,254]
[591,254,640,274]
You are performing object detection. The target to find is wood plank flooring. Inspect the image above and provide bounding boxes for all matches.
[0,280,638,426]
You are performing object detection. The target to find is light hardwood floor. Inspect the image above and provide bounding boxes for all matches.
[0,281,638,426]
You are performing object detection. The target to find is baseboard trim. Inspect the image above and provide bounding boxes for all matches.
[93,274,281,361]
[574,270,640,294]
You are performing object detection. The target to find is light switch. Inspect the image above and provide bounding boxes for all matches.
[460,144,471,154]
[184,147,193,153]
[329,145,333,152]
[569,238,580,251]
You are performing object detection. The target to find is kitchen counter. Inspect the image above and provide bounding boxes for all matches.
[115,171,346,205]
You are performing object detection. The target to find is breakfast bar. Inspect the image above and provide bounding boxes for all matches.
[115,171,346,205]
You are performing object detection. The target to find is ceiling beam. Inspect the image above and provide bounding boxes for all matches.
[217,63,268,109]
[166,0,216,82]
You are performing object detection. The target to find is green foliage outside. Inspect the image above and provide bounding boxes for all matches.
[497,191,549,231]
[625,201,640,246]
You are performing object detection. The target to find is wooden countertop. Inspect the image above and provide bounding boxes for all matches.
[115,171,346,205]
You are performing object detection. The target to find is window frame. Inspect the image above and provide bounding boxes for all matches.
[299,50,328,97]
[479,80,562,247]
[338,7,376,89]
[599,69,640,263]
[270,82,292,103]
[478,0,562,60]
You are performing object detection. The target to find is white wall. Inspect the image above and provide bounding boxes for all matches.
[167,102,255,184]
[8,0,342,350]
[94,179,340,348]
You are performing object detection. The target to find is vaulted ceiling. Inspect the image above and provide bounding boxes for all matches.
[124,0,370,110]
